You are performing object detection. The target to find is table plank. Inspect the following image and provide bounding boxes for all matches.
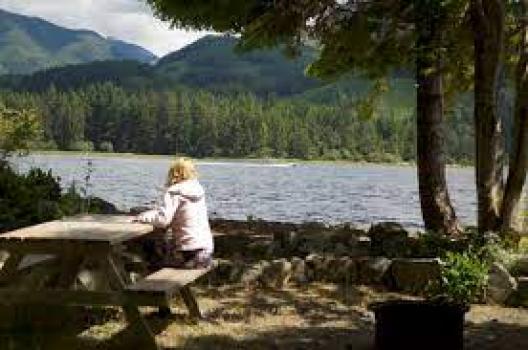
[0,215,154,245]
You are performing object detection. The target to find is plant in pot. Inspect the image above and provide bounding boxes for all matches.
[369,250,489,350]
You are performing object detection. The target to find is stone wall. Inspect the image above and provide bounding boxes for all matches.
[207,220,446,295]
[207,220,528,306]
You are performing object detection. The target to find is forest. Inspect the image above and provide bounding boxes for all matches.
[0,82,475,162]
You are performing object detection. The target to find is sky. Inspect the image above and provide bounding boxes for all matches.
[0,0,214,57]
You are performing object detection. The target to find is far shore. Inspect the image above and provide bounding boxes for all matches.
[26,150,474,169]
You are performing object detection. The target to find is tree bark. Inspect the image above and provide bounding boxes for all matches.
[501,0,528,232]
[471,0,506,233]
[415,0,460,235]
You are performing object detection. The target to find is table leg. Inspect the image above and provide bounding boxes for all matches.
[180,286,202,319]
[105,254,159,350]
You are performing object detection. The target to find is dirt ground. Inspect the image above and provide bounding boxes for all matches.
[3,283,528,350]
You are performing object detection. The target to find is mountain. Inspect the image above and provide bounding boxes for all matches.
[154,35,321,96]
[0,32,414,108]
[0,60,156,92]
[0,9,156,75]
[0,34,323,96]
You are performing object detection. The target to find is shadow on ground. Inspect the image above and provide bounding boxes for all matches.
[1,286,528,350]
[169,325,372,350]
[464,319,528,350]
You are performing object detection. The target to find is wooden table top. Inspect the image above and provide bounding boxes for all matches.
[0,215,155,245]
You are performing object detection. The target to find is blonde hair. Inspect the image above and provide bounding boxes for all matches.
[166,157,198,186]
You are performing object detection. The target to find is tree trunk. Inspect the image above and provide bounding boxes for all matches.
[501,0,528,232]
[471,0,505,233]
[415,0,460,235]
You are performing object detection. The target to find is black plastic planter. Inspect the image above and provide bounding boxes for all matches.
[369,300,469,350]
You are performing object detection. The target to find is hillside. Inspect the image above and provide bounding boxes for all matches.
[0,34,398,103]
[0,9,156,75]
[0,34,324,96]
[155,35,321,96]
[0,60,155,92]
[0,27,418,111]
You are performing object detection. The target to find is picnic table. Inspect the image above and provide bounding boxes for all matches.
[0,214,210,349]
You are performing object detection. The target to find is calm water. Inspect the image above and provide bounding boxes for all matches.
[13,154,477,229]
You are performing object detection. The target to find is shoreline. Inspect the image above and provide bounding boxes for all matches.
[26,150,474,169]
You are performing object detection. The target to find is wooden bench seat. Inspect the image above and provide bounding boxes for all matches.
[125,267,210,317]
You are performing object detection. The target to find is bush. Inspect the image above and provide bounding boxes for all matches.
[340,148,361,161]
[28,139,58,151]
[321,149,342,161]
[255,147,274,158]
[428,251,489,304]
[0,162,117,233]
[0,106,42,158]
[68,141,94,152]
[0,163,62,233]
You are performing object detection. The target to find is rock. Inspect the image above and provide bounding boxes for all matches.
[246,240,271,258]
[293,237,311,255]
[210,259,235,284]
[240,261,269,287]
[389,258,441,293]
[261,259,292,289]
[272,231,298,253]
[87,197,122,214]
[487,262,518,305]
[330,230,359,246]
[305,253,325,281]
[323,256,341,282]
[334,243,348,256]
[296,234,333,255]
[291,257,307,283]
[356,257,392,284]
[266,240,281,256]
[216,235,255,258]
[128,206,150,215]
[228,261,245,283]
[509,256,528,277]
[330,256,357,283]
[300,221,327,234]
[512,277,528,307]
[369,222,409,258]
[348,236,371,256]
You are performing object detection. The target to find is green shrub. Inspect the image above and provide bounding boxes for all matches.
[321,149,342,160]
[0,106,42,158]
[28,139,58,150]
[0,163,62,233]
[429,251,489,304]
[68,141,94,152]
[0,162,113,233]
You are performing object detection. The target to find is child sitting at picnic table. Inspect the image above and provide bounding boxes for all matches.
[136,157,214,270]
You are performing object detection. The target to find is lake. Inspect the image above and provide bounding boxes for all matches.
[13,154,477,229]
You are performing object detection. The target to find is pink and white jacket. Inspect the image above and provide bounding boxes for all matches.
[138,179,213,253]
